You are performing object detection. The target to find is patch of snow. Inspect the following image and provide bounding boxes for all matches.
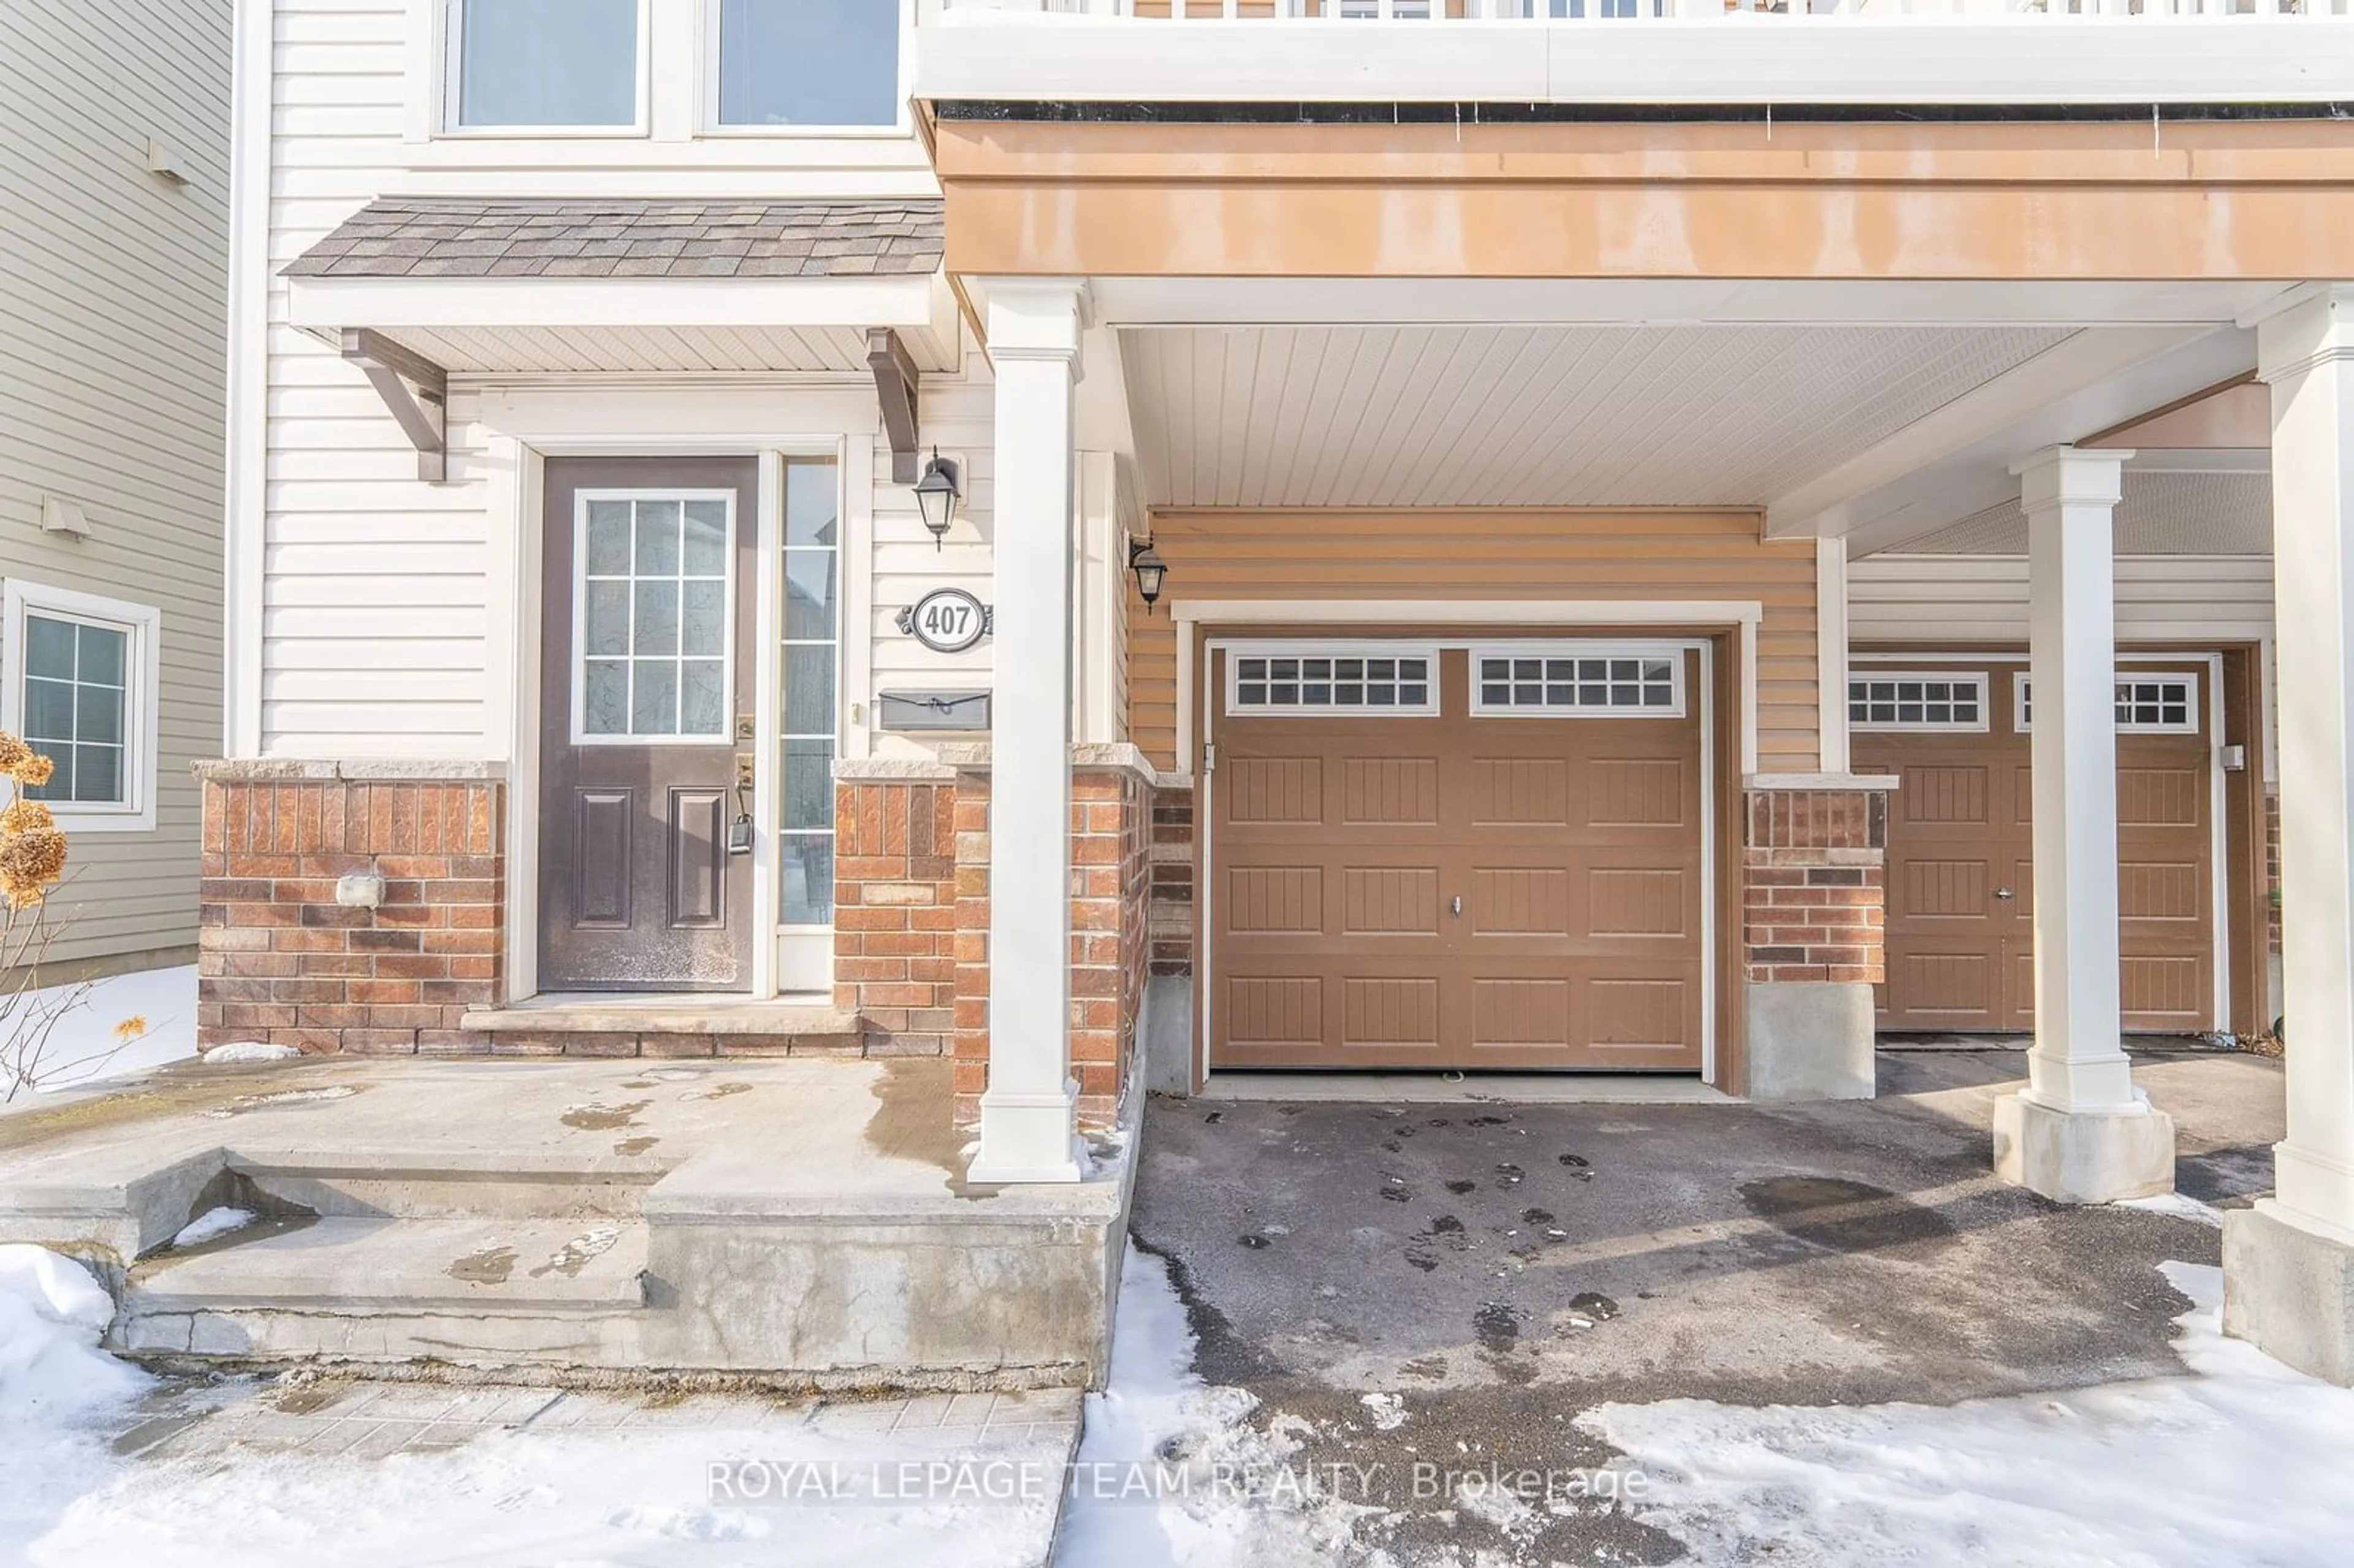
[0,1247,151,1561]
[1057,1243,1383,1567]
[1583,1262,2354,1567]
[17,964,198,1093]
[200,1085,359,1118]
[199,1042,304,1065]
[168,1209,255,1249]
[1358,1392,1407,1432]
[2117,1191,2228,1228]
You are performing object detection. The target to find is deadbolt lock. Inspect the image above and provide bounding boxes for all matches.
[734,714,756,742]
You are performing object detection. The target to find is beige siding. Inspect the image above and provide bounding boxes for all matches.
[1126,510,1821,774]
[0,0,230,966]
[1846,555,2276,644]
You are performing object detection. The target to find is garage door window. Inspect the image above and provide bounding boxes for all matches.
[2015,675,2198,735]
[1474,653,1681,717]
[1849,672,1989,732]
[1228,651,1435,715]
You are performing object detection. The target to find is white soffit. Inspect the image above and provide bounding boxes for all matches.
[1884,470,2274,557]
[1124,322,2076,509]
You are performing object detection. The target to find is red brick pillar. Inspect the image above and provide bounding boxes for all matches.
[196,762,505,1055]
[828,764,959,1055]
[1743,788,1888,984]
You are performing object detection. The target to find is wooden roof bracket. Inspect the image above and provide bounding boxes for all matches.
[340,327,448,484]
[867,326,922,485]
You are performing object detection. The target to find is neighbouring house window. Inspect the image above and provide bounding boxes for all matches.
[780,458,840,926]
[1228,652,1436,715]
[454,0,641,129]
[577,494,734,740]
[1848,672,1989,732]
[717,0,901,128]
[2,582,159,831]
[1474,653,1682,716]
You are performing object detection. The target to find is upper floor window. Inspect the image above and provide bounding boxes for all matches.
[452,0,646,130]
[717,0,901,129]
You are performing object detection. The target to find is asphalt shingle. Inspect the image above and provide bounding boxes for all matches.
[286,197,944,280]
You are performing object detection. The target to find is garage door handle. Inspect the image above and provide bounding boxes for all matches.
[1994,887,2016,900]
[1451,896,1463,917]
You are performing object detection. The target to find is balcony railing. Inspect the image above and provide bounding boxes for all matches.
[970,0,2346,17]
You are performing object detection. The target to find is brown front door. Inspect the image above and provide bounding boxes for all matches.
[1209,644,1707,1071]
[538,458,757,991]
[1856,661,2214,1033]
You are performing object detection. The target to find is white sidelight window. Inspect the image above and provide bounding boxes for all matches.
[449,0,646,131]
[780,457,841,928]
[715,0,903,129]
[575,493,735,742]
[1474,651,1683,717]
[1,581,161,832]
[1848,672,1990,733]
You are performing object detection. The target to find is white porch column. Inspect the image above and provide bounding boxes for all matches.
[1989,446,2176,1203]
[2225,286,2354,1382]
[969,280,1089,1185]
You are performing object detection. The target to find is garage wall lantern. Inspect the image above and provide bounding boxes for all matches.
[1129,537,1169,614]
[914,449,960,550]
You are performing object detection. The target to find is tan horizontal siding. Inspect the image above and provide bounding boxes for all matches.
[1126,509,1819,774]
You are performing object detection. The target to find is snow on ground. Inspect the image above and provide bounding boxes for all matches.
[1056,1243,1381,1567]
[0,1247,154,1558]
[13,963,198,1093]
[1585,1262,2354,1567]
[167,1208,255,1249]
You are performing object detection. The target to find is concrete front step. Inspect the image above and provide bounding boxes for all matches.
[116,1216,651,1364]
[457,999,868,1059]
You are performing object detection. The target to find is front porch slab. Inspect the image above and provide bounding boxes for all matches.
[0,1054,1132,1391]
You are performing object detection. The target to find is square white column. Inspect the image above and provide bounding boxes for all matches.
[1990,445,2174,1203]
[968,279,1089,1186]
[2225,285,2354,1385]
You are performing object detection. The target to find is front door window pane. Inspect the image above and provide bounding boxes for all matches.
[718,0,900,129]
[457,0,640,128]
[579,494,730,739]
[20,614,131,805]
[780,458,840,924]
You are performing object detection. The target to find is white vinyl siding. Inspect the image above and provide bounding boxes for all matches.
[0,0,229,965]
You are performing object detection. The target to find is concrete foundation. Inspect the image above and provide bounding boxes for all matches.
[1990,1091,2176,1203]
[1141,973,1193,1096]
[2223,1200,2354,1385]
[1742,981,1877,1101]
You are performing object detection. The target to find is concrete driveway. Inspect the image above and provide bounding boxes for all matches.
[1127,1043,2284,1566]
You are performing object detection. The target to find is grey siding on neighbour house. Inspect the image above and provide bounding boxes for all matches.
[0,0,232,972]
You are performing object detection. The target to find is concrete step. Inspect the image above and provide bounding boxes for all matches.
[462,999,861,1037]
[115,1216,651,1367]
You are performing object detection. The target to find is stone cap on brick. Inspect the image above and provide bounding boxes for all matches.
[286,197,945,280]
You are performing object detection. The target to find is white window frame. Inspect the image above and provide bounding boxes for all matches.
[568,488,739,748]
[2014,672,2201,737]
[1222,640,1442,718]
[1,580,161,834]
[438,0,654,139]
[1469,639,1688,718]
[699,0,916,139]
[1848,670,1993,734]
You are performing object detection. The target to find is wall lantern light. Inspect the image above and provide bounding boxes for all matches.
[914,449,960,550]
[1129,538,1169,614]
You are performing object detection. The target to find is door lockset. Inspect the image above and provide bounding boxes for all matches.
[1451,895,1463,917]
[1994,886,2016,900]
[727,757,755,856]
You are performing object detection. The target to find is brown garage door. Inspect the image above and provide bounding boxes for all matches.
[1853,661,2214,1033]
[1208,644,1706,1071]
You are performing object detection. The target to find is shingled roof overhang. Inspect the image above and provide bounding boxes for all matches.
[282,197,959,377]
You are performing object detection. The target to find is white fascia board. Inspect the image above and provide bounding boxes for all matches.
[1764,325,2215,538]
[919,18,2354,107]
[284,273,951,335]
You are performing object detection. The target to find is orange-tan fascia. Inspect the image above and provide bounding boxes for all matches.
[931,117,2354,281]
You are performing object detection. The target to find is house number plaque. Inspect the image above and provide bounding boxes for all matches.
[897,587,993,654]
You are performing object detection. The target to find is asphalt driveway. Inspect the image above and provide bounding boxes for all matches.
[1127,1043,2285,1565]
